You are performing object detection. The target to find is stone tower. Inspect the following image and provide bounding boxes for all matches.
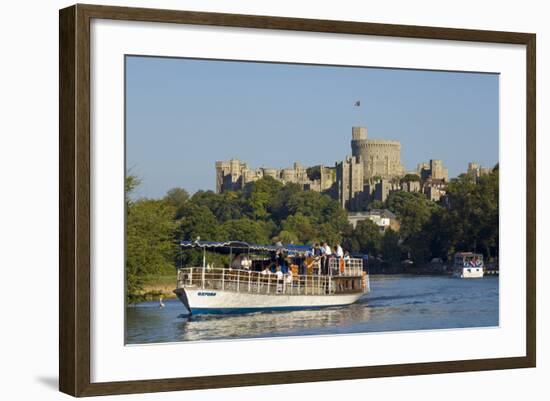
[429,159,448,182]
[215,159,249,193]
[350,126,404,180]
[351,126,368,163]
[336,155,364,211]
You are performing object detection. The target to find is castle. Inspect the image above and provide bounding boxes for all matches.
[216,126,450,211]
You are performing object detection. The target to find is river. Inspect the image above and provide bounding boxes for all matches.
[125,274,499,344]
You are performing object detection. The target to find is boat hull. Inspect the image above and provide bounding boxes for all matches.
[174,287,364,314]
[453,267,484,278]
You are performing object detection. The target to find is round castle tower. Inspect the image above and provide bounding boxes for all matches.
[351,126,368,161]
[351,126,404,180]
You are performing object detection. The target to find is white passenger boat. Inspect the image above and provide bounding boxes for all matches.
[452,252,484,278]
[174,241,370,314]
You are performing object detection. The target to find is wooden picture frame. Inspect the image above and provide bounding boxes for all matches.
[59,3,536,397]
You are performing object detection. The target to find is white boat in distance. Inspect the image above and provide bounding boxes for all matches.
[174,241,370,314]
[452,252,484,278]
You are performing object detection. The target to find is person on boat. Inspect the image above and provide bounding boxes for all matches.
[322,242,332,275]
[286,268,293,285]
[299,251,311,275]
[319,243,326,274]
[334,243,344,275]
[269,250,279,272]
[299,259,306,275]
[335,243,344,258]
[241,255,252,270]
[310,243,321,275]
[311,243,318,258]
[284,256,294,274]
[275,266,284,293]
[261,266,270,275]
[313,243,321,257]
[324,242,333,257]
[277,249,288,273]
[230,254,243,269]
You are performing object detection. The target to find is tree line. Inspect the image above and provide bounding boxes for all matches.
[125,166,498,302]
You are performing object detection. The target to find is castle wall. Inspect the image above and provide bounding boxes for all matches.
[215,159,334,194]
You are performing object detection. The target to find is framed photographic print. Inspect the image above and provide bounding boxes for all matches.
[59,4,536,397]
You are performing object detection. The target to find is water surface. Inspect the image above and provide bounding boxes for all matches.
[125,274,499,344]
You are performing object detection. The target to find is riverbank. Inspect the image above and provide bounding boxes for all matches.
[139,274,178,300]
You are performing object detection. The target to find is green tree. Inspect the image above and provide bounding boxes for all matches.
[217,191,246,221]
[125,175,141,206]
[321,199,349,232]
[175,202,225,242]
[272,230,299,245]
[344,219,381,255]
[191,190,244,222]
[286,191,347,227]
[269,183,302,223]
[400,173,421,183]
[367,200,385,210]
[443,168,499,259]
[386,191,439,240]
[445,174,482,254]
[163,187,189,210]
[397,166,500,265]
[281,213,317,244]
[221,218,271,244]
[283,190,349,244]
[381,229,401,265]
[384,191,441,264]
[318,222,344,245]
[476,168,499,259]
[126,199,177,303]
[244,177,283,219]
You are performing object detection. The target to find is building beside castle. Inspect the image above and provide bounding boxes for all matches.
[467,162,492,181]
[215,126,451,211]
[417,159,449,182]
[348,209,400,232]
[335,155,364,210]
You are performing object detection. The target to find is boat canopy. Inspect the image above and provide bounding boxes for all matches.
[179,240,310,256]
[454,252,483,258]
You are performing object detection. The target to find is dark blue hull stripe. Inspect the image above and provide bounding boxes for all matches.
[188,304,352,315]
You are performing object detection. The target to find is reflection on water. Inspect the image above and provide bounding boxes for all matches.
[176,302,372,341]
[125,275,499,344]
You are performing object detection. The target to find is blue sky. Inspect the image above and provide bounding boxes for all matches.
[126,56,499,199]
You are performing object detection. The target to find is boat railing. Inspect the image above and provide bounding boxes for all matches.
[328,257,363,276]
[176,266,367,296]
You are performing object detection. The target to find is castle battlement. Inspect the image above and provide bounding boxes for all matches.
[364,140,401,146]
[215,158,335,194]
